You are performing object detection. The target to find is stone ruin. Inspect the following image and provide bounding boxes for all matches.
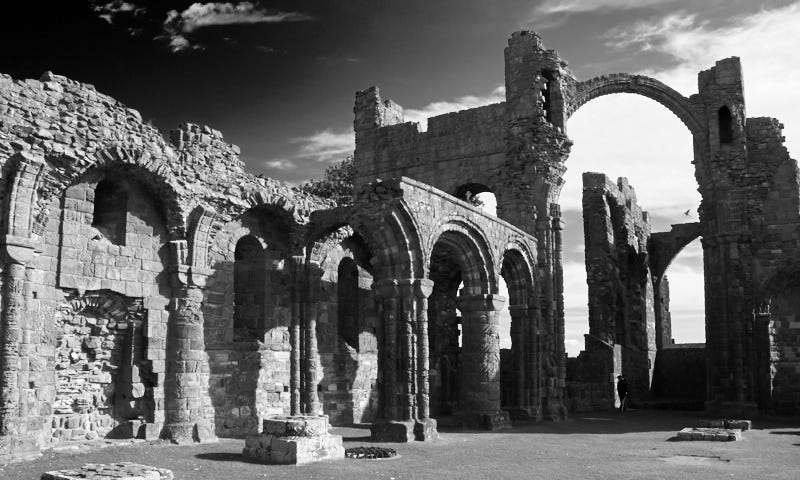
[0,30,797,462]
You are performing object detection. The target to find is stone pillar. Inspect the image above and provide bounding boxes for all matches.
[161,266,217,444]
[411,279,437,440]
[0,237,40,461]
[456,294,511,430]
[370,278,438,442]
[549,204,567,420]
[304,262,323,416]
[509,304,535,418]
[289,256,304,416]
[415,279,434,421]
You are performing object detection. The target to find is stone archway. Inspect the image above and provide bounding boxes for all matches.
[426,225,508,429]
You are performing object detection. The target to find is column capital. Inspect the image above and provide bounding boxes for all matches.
[1,235,39,265]
[169,265,214,289]
[457,294,507,312]
[373,278,434,299]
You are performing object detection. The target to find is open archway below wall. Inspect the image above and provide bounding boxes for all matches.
[560,93,700,358]
[660,237,706,345]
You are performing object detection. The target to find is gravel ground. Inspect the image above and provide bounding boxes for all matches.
[3,410,799,480]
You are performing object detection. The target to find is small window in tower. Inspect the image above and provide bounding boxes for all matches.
[718,106,733,144]
[92,179,128,244]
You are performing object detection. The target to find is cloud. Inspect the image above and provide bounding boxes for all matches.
[290,129,355,163]
[160,2,313,52]
[528,0,676,29]
[405,85,506,131]
[91,0,146,24]
[535,0,672,15]
[263,159,297,171]
[601,3,800,157]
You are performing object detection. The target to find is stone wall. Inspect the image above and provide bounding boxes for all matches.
[581,172,657,399]
[651,344,705,409]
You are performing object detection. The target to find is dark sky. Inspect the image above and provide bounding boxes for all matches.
[0,0,702,183]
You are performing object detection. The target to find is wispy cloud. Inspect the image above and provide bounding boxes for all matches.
[160,2,313,52]
[535,0,671,15]
[263,159,297,171]
[528,0,675,29]
[405,85,506,131]
[600,3,800,144]
[290,129,355,163]
[91,0,146,25]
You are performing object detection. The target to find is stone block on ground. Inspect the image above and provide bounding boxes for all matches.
[676,427,742,441]
[370,420,416,442]
[242,415,344,464]
[41,462,173,480]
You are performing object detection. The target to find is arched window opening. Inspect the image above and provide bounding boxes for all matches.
[233,235,265,340]
[454,183,496,216]
[718,106,733,144]
[337,257,360,349]
[92,178,128,244]
[541,71,554,122]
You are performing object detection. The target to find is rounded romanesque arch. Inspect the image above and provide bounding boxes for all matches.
[40,147,187,237]
[426,218,496,295]
[570,74,705,137]
[500,245,535,307]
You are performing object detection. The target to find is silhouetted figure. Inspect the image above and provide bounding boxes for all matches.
[617,375,630,413]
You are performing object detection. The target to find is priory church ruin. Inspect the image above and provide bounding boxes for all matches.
[0,31,798,461]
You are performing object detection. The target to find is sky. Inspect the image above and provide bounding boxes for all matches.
[2,0,799,356]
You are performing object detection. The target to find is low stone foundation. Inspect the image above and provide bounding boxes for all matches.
[676,428,742,441]
[698,419,752,430]
[41,462,173,480]
[243,416,344,464]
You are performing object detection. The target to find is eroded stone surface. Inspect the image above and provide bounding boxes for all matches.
[676,428,742,442]
[41,462,173,480]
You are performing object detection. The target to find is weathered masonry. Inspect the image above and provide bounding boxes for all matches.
[0,30,798,462]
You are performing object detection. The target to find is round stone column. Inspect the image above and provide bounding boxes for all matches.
[456,294,511,430]
[162,267,217,444]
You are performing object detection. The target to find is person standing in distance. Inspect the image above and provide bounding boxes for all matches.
[617,375,630,413]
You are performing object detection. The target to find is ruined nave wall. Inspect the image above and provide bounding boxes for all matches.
[353,87,508,197]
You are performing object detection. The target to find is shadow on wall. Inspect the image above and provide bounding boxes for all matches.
[316,244,380,426]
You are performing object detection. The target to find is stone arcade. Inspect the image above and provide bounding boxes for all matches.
[0,31,798,462]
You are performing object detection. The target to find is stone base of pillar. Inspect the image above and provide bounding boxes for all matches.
[454,410,512,430]
[160,421,218,445]
[414,418,439,441]
[0,433,41,463]
[370,420,416,442]
[542,399,567,421]
[506,406,540,421]
[243,416,344,465]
